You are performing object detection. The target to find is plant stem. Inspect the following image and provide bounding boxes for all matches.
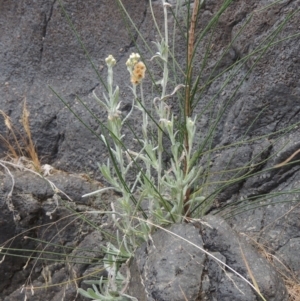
[162,1,169,99]
[184,0,200,217]
[157,0,170,192]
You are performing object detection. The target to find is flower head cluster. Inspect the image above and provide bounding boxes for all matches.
[131,62,146,85]
[105,54,116,67]
[126,53,140,67]
[126,53,146,85]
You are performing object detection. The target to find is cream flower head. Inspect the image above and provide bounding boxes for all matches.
[105,55,116,67]
[126,53,140,68]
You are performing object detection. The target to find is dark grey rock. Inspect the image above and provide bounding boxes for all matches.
[129,216,288,301]
[1,0,300,300]
[1,0,300,197]
[224,167,300,290]
[201,215,288,301]
[0,0,147,179]
[4,231,105,301]
[276,238,300,279]
[0,169,109,301]
[128,223,205,301]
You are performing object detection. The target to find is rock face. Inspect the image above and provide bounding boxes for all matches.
[1,0,300,300]
[129,218,288,301]
[0,168,110,301]
[200,215,288,301]
[0,0,148,176]
[128,223,206,301]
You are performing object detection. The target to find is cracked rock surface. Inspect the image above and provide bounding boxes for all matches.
[128,223,205,301]
[129,218,288,301]
[200,215,288,301]
[0,169,111,301]
[1,0,300,300]
[0,0,148,178]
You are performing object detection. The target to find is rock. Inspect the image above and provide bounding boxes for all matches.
[1,0,300,300]
[0,169,110,301]
[223,166,300,289]
[276,238,300,279]
[0,0,148,178]
[201,215,288,301]
[128,223,205,301]
[129,217,288,301]
[1,0,298,185]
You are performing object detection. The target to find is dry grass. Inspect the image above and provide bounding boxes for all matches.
[0,110,21,159]
[0,100,41,171]
[271,253,300,301]
[285,279,300,301]
[239,242,263,299]
[243,233,300,301]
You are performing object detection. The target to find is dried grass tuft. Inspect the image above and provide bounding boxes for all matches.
[22,100,41,171]
[243,233,300,301]
[286,279,300,301]
[0,100,41,171]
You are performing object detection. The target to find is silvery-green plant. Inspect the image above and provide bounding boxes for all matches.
[50,0,300,300]
[78,2,207,299]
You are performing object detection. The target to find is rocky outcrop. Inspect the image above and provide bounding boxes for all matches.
[0,168,111,301]
[129,219,288,301]
[1,0,300,300]
[128,223,206,301]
